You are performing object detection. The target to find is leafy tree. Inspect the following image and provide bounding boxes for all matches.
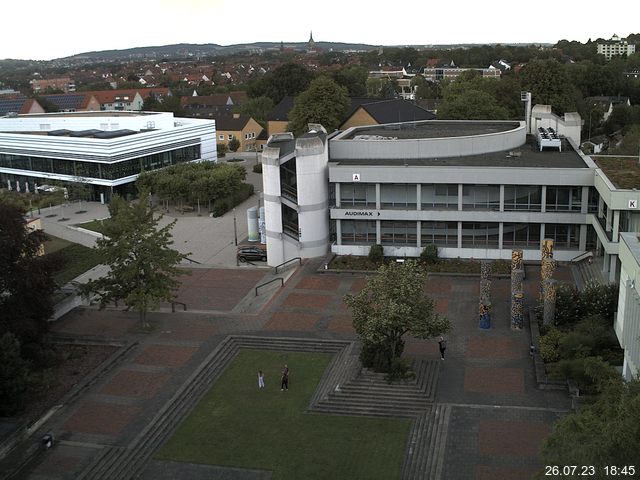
[0,332,31,416]
[368,244,384,263]
[83,194,186,327]
[287,76,350,135]
[247,62,315,104]
[0,201,60,353]
[539,377,640,475]
[228,138,240,152]
[217,142,228,157]
[519,59,580,113]
[420,245,438,264]
[438,87,509,120]
[331,65,368,97]
[610,124,640,155]
[238,96,274,127]
[344,260,452,371]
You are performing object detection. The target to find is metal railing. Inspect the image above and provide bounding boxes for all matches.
[255,278,284,296]
[274,257,301,274]
[569,251,594,263]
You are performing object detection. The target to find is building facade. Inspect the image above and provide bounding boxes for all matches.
[597,34,636,60]
[0,111,216,201]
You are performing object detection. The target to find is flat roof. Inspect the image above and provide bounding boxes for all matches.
[593,156,640,189]
[17,111,160,118]
[342,121,521,140]
[330,136,589,169]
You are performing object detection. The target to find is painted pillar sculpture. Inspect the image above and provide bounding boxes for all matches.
[511,249,525,330]
[541,238,557,326]
[479,260,492,329]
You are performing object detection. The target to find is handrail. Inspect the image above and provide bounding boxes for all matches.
[274,257,302,274]
[182,255,202,265]
[570,251,593,263]
[255,277,284,296]
[171,301,187,312]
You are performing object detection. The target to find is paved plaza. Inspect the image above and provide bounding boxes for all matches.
[1,180,573,479]
[1,255,573,480]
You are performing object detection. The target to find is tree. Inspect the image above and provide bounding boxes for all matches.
[539,376,640,475]
[438,87,509,120]
[0,332,31,416]
[0,201,60,352]
[238,96,274,127]
[331,65,368,97]
[247,63,315,104]
[287,76,350,135]
[83,194,186,327]
[344,260,452,371]
[228,138,240,152]
[519,59,580,113]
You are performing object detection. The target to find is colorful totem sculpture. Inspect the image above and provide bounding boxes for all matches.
[511,249,525,330]
[479,260,492,329]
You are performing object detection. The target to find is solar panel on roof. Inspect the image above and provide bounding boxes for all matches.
[0,99,26,116]
[93,129,137,139]
[70,129,102,137]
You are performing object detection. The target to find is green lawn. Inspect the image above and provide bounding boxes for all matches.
[75,219,107,235]
[43,235,102,286]
[156,350,411,480]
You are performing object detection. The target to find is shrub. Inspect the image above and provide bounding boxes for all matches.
[253,163,263,174]
[210,183,255,217]
[551,356,619,395]
[420,244,438,264]
[385,357,416,383]
[539,328,565,363]
[368,244,384,264]
[217,143,228,157]
[228,138,240,152]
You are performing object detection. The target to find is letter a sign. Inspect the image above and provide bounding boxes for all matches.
[352,173,361,182]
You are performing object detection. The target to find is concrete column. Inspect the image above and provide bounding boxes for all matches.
[498,222,504,250]
[579,224,587,251]
[598,196,604,218]
[581,186,589,214]
[541,185,547,213]
[416,184,422,211]
[417,221,422,248]
[457,221,462,249]
[613,210,620,240]
[499,185,505,212]
[335,183,341,208]
[336,219,342,245]
[376,220,381,244]
[610,255,618,283]
[375,183,381,210]
[603,252,610,274]
[458,184,463,211]
[606,207,613,232]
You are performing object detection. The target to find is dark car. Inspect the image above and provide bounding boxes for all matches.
[237,246,267,262]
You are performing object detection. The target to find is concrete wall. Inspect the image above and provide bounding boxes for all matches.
[616,233,640,380]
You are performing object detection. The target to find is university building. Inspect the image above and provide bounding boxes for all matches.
[0,111,216,200]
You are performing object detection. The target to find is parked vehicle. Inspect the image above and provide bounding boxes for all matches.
[237,245,267,262]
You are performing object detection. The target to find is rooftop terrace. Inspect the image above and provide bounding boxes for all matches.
[344,121,521,140]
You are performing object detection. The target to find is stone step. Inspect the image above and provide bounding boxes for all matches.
[422,404,452,480]
[401,411,430,479]
[328,390,429,407]
[332,386,430,401]
[312,402,421,418]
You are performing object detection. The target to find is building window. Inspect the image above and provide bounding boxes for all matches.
[461,222,500,247]
[546,186,582,212]
[219,134,224,141]
[503,223,541,247]
[462,185,500,210]
[341,220,376,245]
[544,224,580,249]
[381,221,416,245]
[380,184,417,209]
[422,184,458,209]
[340,183,376,208]
[282,204,299,239]
[421,221,458,246]
[503,186,542,211]
[280,160,297,203]
[228,134,233,141]
[588,187,599,213]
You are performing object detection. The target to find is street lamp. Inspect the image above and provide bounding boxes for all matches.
[233,208,238,246]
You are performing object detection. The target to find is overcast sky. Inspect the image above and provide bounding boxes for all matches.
[2,0,638,61]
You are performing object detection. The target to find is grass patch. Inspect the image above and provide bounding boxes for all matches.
[156,350,410,479]
[594,156,640,189]
[75,219,107,235]
[43,234,73,255]
[47,242,102,286]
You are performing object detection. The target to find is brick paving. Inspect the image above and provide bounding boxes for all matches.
[16,261,575,480]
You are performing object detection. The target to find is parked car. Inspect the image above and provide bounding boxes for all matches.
[237,245,267,262]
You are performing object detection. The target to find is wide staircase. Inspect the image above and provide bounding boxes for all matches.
[572,256,605,291]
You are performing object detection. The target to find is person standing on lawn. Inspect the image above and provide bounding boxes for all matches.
[258,370,265,389]
[281,364,289,391]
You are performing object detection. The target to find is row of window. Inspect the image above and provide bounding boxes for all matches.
[0,146,200,181]
[339,220,585,249]
[217,132,257,141]
[337,183,598,213]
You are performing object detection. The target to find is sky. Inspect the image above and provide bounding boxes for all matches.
[1,0,638,61]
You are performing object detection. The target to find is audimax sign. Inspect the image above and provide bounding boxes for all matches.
[344,211,381,217]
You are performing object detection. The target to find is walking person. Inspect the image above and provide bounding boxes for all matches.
[258,370,265,389]
[280,364,289,391]
[438,336,447,360]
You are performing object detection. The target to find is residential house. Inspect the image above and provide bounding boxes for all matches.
[181,92,247,119]
[30,77,75,93]
[587,96,632,122]
[597,34,636,60]
[340,99,436,130]
[0,98,45,116]
[39,93,101,112]
[216,114,263,152]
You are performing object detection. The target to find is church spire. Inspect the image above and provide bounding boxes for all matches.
[309,31,314,44]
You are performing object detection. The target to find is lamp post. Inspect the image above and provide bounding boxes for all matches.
[233,208,238,246]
